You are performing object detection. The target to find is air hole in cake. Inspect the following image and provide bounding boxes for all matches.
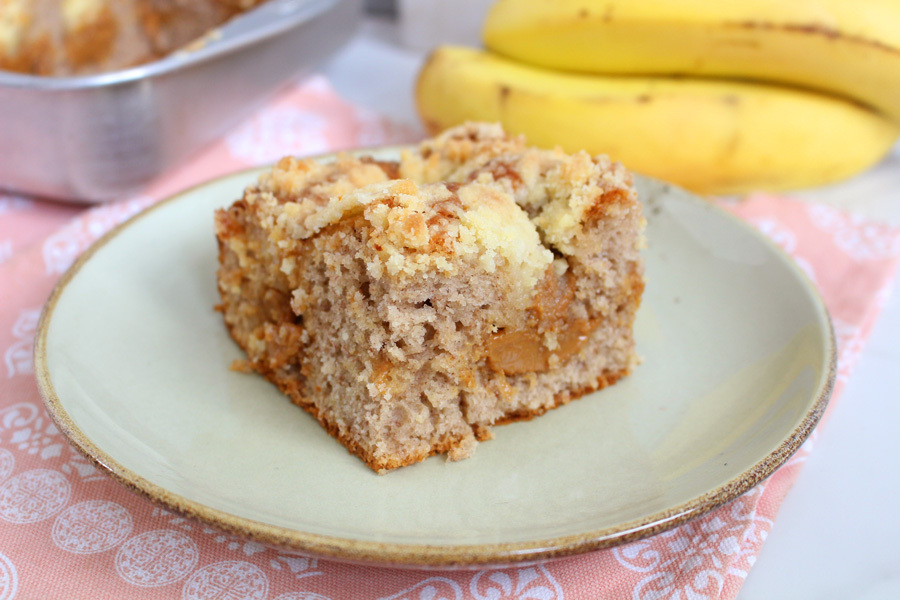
[458,396,471,422]
[389,406,406,428]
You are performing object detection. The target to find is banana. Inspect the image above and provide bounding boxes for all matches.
[483,0,900,123]
[416,46,899,194]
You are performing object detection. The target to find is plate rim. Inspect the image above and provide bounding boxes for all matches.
[34,152,837,568]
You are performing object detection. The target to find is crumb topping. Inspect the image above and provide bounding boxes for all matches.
[399,122,526,183]
[271,176,553,304]
[0,0,28,54]
[63,0,105,30]
[458,148,637,254]
[244,122,637,305]
[1,0,268,75]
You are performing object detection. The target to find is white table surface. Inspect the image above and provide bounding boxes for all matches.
[322,16,900,600]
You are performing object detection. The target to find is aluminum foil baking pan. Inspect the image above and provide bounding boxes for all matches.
[0,0,360,204]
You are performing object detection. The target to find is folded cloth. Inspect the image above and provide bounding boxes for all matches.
[0,76,898,600]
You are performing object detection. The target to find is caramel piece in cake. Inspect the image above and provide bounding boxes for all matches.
[215,123,645,473]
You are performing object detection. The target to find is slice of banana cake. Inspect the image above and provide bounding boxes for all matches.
[215,123,644,473]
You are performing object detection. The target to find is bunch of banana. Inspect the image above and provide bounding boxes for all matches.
[415,0,900,194]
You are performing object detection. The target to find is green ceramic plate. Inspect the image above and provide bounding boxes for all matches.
[35,149,835,568]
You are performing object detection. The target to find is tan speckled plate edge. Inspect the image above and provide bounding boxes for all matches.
[34,150,836,569]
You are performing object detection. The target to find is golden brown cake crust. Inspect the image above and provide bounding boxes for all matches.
[215,123,645,473]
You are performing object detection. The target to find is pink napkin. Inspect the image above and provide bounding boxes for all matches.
[1,76,898,600]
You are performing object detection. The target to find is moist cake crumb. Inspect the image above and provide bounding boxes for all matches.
[215,123,645,473]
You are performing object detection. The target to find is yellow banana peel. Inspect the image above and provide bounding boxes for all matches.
[484,0,900,123]
[416,46,899,195]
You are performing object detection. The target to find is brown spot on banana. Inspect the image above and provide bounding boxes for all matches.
[713,38,761,49]
[728,21,900,55]
[602,4,614,22]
